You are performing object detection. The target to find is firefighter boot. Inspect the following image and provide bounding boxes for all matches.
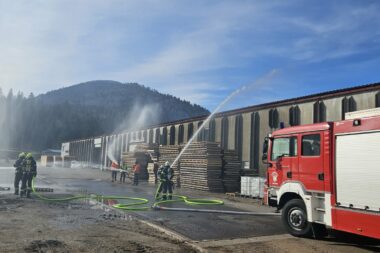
[14,188,19,195]
[26,189,31,198]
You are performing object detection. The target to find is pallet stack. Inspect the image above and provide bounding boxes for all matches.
[222,150,241,192]
[147,163,156,184]
[180,142,224,192]
[158,145,182,187]
[121,143,158,181]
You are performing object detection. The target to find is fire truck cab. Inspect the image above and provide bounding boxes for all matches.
[263,108,380,239]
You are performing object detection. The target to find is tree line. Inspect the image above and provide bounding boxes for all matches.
[0,81,209,152]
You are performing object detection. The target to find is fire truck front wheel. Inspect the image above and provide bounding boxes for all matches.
[282,199,312,237]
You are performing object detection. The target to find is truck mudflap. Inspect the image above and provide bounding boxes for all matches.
[333,207,380,240]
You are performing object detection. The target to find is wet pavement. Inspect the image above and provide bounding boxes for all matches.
[0,165,286,241]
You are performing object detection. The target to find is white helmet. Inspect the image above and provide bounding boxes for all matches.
[165,161,170,166]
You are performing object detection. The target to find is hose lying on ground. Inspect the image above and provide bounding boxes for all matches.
[31,178,222,211]
[31,177,280,216]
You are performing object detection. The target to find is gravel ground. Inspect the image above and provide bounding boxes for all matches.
[0,194,196,253]
[1,166,379,253]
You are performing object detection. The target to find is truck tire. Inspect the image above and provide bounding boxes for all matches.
[282,199,312,237]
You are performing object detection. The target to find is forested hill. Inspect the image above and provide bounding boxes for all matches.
[0,81,209,151]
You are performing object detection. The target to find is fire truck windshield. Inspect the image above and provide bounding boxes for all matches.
[271,137,297,160]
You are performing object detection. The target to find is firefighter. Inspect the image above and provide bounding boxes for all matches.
[153,162,159,184]
[13,152,26,195]
[133,162,141,186]
[111,161,118,182]
[155,161,174,200]
[120,163,128,183]
[20,153,37,198]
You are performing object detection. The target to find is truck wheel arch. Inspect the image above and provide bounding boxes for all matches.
[277,182,313,222]
[279,192,302,210]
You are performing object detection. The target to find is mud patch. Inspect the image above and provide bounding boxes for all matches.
[24,240,68,253]
[0,197,24,211]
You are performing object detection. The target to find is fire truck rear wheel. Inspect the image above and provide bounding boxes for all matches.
[282,199,312,237]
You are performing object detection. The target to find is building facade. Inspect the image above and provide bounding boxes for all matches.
[63,83,380,176]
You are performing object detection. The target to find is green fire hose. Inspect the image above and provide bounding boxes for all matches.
[31,178,224,211]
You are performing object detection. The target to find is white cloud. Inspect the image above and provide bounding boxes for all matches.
[0,0,379,109]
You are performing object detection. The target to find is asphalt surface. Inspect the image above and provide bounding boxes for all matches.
[0,165,285,241]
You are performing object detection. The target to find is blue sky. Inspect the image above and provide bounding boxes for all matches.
[0,0,379,111]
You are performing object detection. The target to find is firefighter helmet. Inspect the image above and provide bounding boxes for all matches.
[26,153,33,159]
[18,152,26,158]
[165,161,170,166]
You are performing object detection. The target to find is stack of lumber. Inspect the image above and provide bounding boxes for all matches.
[147,163,155,183]
[121,143,159,181]
[158,145,182,187]
[222,150,241,192]
[135,143,158,154]
[121,152,136,170]
[180,142,224,192]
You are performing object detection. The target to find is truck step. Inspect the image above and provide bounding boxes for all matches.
[314,220,326,225]
[315,208,325,212]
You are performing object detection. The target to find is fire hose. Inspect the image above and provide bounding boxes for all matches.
[31,177,280,216]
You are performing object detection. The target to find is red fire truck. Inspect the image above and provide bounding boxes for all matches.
[263,108,380,239]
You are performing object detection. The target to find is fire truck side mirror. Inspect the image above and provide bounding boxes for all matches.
[262,137,269,162]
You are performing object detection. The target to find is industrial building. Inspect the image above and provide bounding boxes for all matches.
[62,82,380,177]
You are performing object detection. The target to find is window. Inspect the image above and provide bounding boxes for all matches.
[221,117,229,149]
[197,121,204,141]
[235,114,243,160]
[250,112,260,171]
[161,127,168,145]
[143,130,147,142]
[301,134,320,156]
[178,125,184,144]
[289,106,301,126]
[138,131,142,140]
[187,123,194,141]
[342,96,356,120]
[313,101,326,123]
[208,119,216,142]
[148,129,153,144]
[269,109,279,128]
[155,128,160,144]
[376,92,380,108]
[271,137,297,160]
[169,126,175,145]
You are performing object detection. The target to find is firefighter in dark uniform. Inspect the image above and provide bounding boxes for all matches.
[155,161,174,200]
[20,153,37,198]
[13,152,26,195]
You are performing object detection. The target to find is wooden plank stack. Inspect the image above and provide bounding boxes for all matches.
[121,143,158,181]
[158,145,182,187]
[180,142,224,192]
[222,150,241,192]
[147,163,156,184]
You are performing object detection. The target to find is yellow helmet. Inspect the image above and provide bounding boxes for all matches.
[18,152,26,158]
[26,153,33,159]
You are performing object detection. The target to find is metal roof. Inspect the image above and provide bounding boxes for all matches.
[146,82,380,129]
[65,81,380,142]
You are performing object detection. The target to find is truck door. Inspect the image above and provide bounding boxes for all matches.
[298,132,325,192]
[268,136,298,187]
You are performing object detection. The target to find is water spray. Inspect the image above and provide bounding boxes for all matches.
[171,69,278,168]
[30,70,281,216]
